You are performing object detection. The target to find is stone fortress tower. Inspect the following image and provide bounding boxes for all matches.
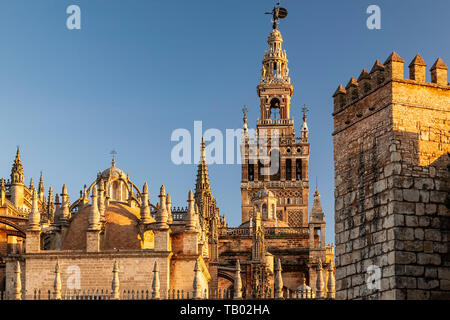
[333,52,450,299]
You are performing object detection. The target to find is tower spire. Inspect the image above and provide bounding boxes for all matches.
[38,172,45,199]
[194,138,211,198]
[11,147,24,185]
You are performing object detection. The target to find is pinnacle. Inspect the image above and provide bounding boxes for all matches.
[357,69,370,81]
[409,54,426,67]
[92,185,98,198]
[431,57,448,70]
[332,84,346,97]
[384,51,405,64]
[369,60,385,73]
[345,77,358,89]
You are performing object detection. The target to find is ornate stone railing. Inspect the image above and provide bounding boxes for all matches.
[257,118,294,126]
[219,227,308,237]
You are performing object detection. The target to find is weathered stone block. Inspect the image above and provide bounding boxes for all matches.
[438,268,450,280]
[395,228,415,241]
[396,276,417,289]
[418,278,439,290]
[403,189,420,202]
[424,229,441,242]
[417,253,441,266]
[441,280,450,290]
[395,251,416,264]
[430,191,447,203]
[414,178,434,190]
[406,289,430,300]
[405,216,418,227]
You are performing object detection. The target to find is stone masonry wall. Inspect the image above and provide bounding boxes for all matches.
[5,251,171,300]
[333,54,450,300]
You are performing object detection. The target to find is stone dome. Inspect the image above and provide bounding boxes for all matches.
[61,202,155,251]
[100,164,126,179]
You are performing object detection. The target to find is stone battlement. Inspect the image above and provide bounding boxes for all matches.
[333,52,449,116]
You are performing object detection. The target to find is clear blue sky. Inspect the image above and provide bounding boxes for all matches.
[0,0,449,244]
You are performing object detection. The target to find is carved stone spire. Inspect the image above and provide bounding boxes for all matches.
[28,188,41,231]
[0,178,5,206]
[11,147,24,185]
[274,258,284,299]
[60,184,70,223]
[327,261,335,299]
[166,193,173,224]
[192,260,201,299]
[111,261,120,300]
[140,182,151,224]
[14,261,22,300]
[47,187,54,223]
[234,260,243,299]
[88,186,100,231]
[310,186,325,223]
[98,181,106,222]
[53,260,62,300]
[316,259,324,298]
[152,261,160,299]
[38,172,45,199]
[194,137,211,201]
[185,190,197,231]
[156,185,168,227]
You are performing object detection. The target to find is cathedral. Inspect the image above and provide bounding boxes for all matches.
[0,9,334,300]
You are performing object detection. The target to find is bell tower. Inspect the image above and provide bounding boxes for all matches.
[241,5,310,229]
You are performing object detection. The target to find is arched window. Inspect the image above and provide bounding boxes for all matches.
[262,204,268,220]
[248,163,254,181]
[112,181,121,201]
[270,98,280,119]
[286,159,292,180]
[296,159,302,181]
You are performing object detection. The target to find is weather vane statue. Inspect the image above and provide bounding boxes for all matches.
[265,2,288,29]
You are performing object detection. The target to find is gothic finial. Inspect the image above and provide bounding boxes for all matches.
[111,261,120,300]
[302,104,309,122]
[234,259,242,299]
[88,185,100,230]
[192,260,201,299]
[143,182,148,194]
[62,184,68,195]
[28,187,40,231]
[140,182,151,224]
[38,172,44,194]
[110,149,117,167]
[152,261,160,299]
[14,261,22,300]
[53,260,62,300]
[242,105,248,122]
